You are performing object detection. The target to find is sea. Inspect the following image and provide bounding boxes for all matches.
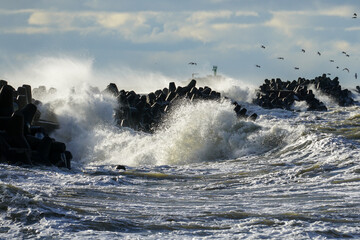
[1,65,360,239]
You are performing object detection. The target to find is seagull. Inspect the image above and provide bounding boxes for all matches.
[343,68,350,72]
[261,45,266,49]
[353,13,357,18]
[356,73,358,79]
[301,49,306,53]
[294,67,299,70]
[188,62,197,65]
[330,60,334,62]
[317,51,321,56]
[277,57,284,60]
[342,51,347,54]
[346,54,350,57]
[255,65,261,68]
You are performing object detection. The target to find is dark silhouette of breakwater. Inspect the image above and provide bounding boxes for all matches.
[104,79,258,133]
[0,80,72,169]
[254,74,355,111]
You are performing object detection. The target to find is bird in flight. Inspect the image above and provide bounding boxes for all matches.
[188,62,197,65]
[353,13,357,18]
[277,57,284,60]
[317,51,321,56]
[261,45,266,49]
[343,68,350,72]
[301,49,306,53]
[346,54,350,57]
[330,60,334,62]
[342,51,347,55]
[255,65,261,68]
[294,67,299,70]
[356,73,358,79]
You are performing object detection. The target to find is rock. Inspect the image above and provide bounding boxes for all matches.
[0,80,8,87]
[104,83,119,96]
[253,74,353,111]
[248,113,258,121]
[146,92,156,105]
[0,82,72,169]
[16,95,28,110]
[113,80,257,133]
[116,165,126,170]
[169,82,176,93]
[187,79,197,89]
[0,85,15,117]
[22,84,32,104]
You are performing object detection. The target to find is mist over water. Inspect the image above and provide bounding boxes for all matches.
[1,55,182,93]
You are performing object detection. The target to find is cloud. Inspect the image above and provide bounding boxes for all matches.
[318,5,354,18]
[28,11,53,25]
[185,10,233,22]
[346,26,360,31]
[0,9,35,15]
[212,23,253,30]
[264,6,357,37]
[95,12,150,28]
[235,11,259,17]
[1,8,263,45]
[332,40,351,51]
[2,27,52,34]
[264,11,311,37]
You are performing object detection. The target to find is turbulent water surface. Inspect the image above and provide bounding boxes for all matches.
[1,76,360,239]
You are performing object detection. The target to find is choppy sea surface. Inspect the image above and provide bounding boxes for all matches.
[1,78,360,239]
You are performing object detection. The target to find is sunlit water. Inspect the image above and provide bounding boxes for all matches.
[1,57,360,239]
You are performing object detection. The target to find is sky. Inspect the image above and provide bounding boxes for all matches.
[1,0,360,89]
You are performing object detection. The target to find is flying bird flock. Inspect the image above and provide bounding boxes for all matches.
[256,44,358,80]
[254,12,358,80]
[187,12,358,80]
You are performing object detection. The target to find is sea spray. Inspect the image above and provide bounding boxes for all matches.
[308,84,338,109]
[187,75,257,103]
[2,55,181,94]
[45,84,118,165]
[52,96,305,166]
[3,56,95,91]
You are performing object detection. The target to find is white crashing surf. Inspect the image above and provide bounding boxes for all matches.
[2,55,347,168]
[47,93,305,167]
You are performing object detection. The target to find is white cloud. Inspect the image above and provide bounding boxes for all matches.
[185,10,233,23]
[264,11,311,37]
[1,9,262,45]
[0,9,36,15]
[212,23,253,30]
[346,26,360,31]
[264,6,357,37]
[318,5,354,18]
[331,40,351,52]
[95,12,150,28]
[28,11,53,25]
[3,27,51,34]
[235,11,259,17]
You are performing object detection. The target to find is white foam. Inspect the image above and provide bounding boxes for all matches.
[48,87,116,165]
[308,84,338,108]
[187,75,257,103]
[62,99,304,167]
[291,100,309,111]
